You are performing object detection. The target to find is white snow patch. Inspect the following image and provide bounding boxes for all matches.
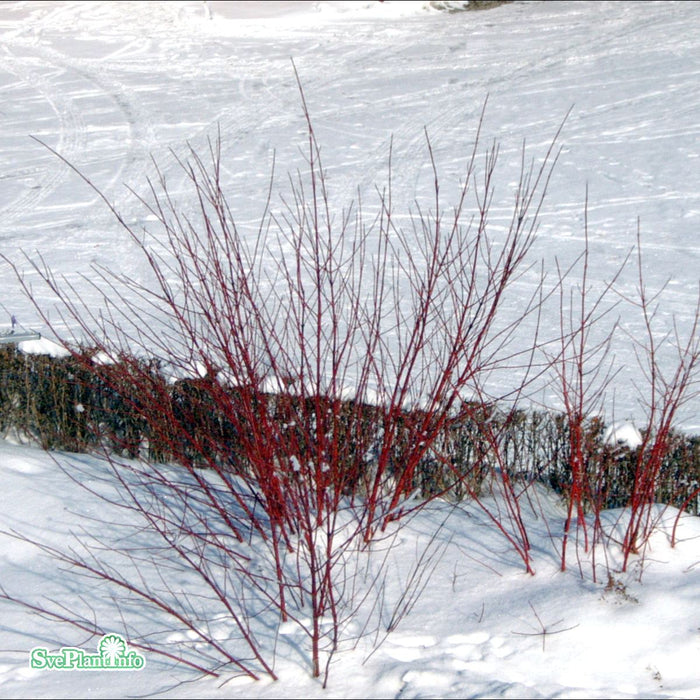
[18,337,70,358]
[604,421,643,449]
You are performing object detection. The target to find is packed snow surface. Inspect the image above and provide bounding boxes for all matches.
[1,0,699,425]
[0,1,699,698]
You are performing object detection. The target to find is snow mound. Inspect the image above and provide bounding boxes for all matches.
[604,421,643,449]
[18,337,70,358]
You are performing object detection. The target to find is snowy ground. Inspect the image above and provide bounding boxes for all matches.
[1,0,699,425]
[1,1,699,697]
[1,438,700,699]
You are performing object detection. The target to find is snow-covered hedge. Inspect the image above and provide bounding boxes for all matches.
[1,344,698,516]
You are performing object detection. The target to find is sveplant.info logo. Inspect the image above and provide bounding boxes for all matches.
[30,633,146,671]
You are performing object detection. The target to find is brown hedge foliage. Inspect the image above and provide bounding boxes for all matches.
[1,345,698,514]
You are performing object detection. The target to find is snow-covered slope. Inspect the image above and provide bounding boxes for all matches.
[1,439,700,699]
[1,0,699,424]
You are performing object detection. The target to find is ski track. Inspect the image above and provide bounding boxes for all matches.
[0,45,86,227]
[0,0,698,425]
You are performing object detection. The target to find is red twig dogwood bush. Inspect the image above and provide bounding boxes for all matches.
[616,228,700,570]
[4,62,698,677]
[5,74,576,678]
[547,193,627,578]
[543,212,700,577]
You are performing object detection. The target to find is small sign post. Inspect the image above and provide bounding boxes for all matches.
[0,317,41,344]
